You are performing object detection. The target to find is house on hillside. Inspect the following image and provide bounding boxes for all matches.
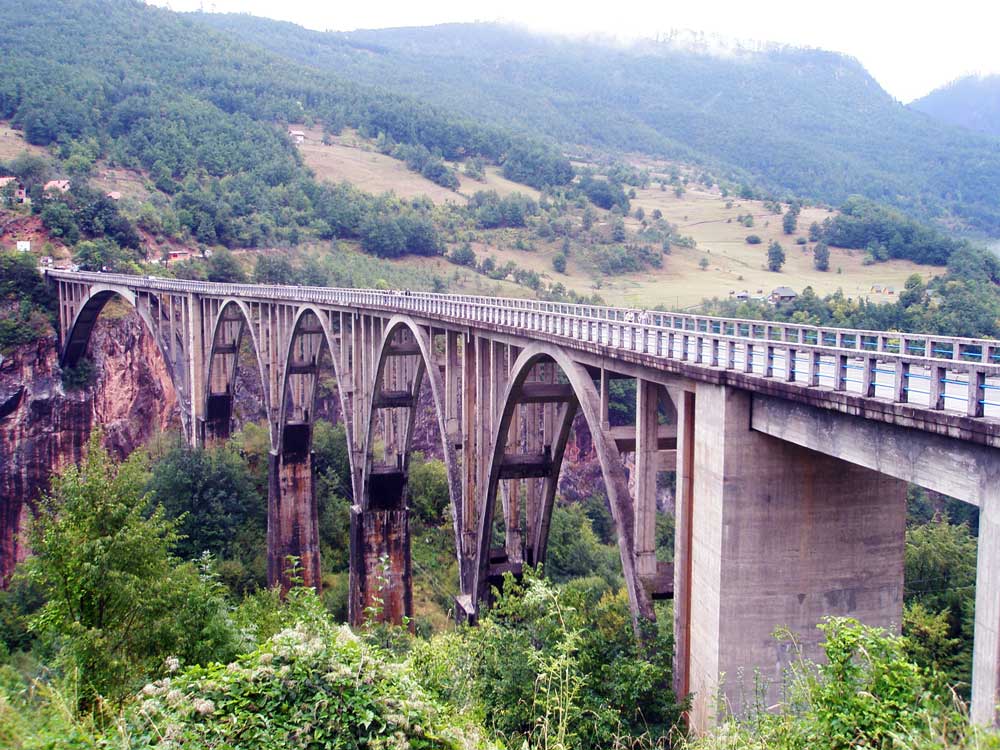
[288,129,306,144]
[0,177,27,204]
[769,286,798,304]
[105,191,122,201]
[43,179,70,194]
[734,290,750,301]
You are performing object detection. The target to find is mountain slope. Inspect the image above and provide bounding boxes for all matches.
[911,75,1000,138]
[194,16,1000,237]
[0,0,572,253]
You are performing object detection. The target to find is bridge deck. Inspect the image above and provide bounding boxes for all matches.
[45,269,1000,447]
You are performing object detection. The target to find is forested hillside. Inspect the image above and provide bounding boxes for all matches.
[911,74,1000,137]
[0,0,570,251]
[196,16,1000,236]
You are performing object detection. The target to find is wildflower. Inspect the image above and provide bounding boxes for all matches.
[193,698,215,716]
[165,656,180,673]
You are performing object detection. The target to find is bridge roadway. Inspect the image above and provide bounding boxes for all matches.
[45,269,1000,729]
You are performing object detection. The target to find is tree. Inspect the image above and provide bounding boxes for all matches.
[813,241,831,271]
[73,238,123,271]
[610,217,626,242]
[147,441,264,562]
[9,152,50,190]
[450,243,476,267]
[360,214,406,258]
[206,247,246,282]
[767,240,786,272]
[698,256,709,270]
[254,254,295,284]
[553,253,567,273]
[408,454,449,525]
[22,434,235,707]
[782,208,798,234]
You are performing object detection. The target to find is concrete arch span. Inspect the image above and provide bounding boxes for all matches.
[203,298,272,446]
[475,342,655,629]
[60,284,190,426]
[351,315,463,626]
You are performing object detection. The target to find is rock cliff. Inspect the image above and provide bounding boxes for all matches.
[0,312,179,583]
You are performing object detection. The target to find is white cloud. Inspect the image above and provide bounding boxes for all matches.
[149,0,1000,101]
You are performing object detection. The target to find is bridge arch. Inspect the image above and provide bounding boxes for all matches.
[359,316,461,521]
[475,342,655,626]
[62,285,150,367]
[60,284,192,420]
[353,315,463,624]
[204,298,271,446]
[275,304,357,473]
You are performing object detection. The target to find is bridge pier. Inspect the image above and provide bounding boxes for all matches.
[674,383,906,730]
[973,489,1000,725]
[348,471,413,627]
[267,442,322,591]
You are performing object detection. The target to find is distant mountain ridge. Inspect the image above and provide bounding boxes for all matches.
[194,15,1000,237]
[911,75,1000,138]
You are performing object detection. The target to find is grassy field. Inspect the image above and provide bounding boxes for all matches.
[0,122,48,163]
[295,127,540,204]
[90,166,155,204]
[293,129,941,308]
[614,184,934,309]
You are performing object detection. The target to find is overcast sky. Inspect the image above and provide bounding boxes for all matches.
[149,0,1000,102]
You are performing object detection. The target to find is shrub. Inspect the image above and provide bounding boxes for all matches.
[745,234,762,245]
[120,621,479,749]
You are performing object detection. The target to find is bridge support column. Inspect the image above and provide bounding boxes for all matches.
[267,446,321,591]
[675,383,906,731]
[349,479,413,627]
[972,488,1000,725]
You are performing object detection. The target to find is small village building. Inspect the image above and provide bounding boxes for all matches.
[105,191,122,201]
[734,290,750,301]
[769,286,798,304]
[16,240,30,252]
[288,129,306,144]
[0,176,27,203]
[43,179,70,193]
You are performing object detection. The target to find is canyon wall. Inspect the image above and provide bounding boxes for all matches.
[0,313,179,583]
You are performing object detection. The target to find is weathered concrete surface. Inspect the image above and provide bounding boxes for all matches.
[349,502,413,627]
[973,489,1000,724]
[750,394,1000,507]
[267,449,321,590]
[679,383,906,730]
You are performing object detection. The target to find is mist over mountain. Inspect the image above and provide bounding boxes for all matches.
[195,15,1000,237]
[911,74,1000,138]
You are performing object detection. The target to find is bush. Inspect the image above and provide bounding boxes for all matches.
[120,619,479,749]
[745,234,762,244]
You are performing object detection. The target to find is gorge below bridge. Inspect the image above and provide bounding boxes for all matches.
[47,269,1000,729]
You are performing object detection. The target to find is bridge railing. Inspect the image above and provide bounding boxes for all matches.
[46,269,1000,420]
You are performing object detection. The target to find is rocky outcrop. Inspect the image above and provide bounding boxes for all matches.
[0,313,179,583]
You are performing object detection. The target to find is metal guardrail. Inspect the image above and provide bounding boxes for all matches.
[47,269,1000,420]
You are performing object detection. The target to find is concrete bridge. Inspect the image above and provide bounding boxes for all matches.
[47,269,1000,728]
